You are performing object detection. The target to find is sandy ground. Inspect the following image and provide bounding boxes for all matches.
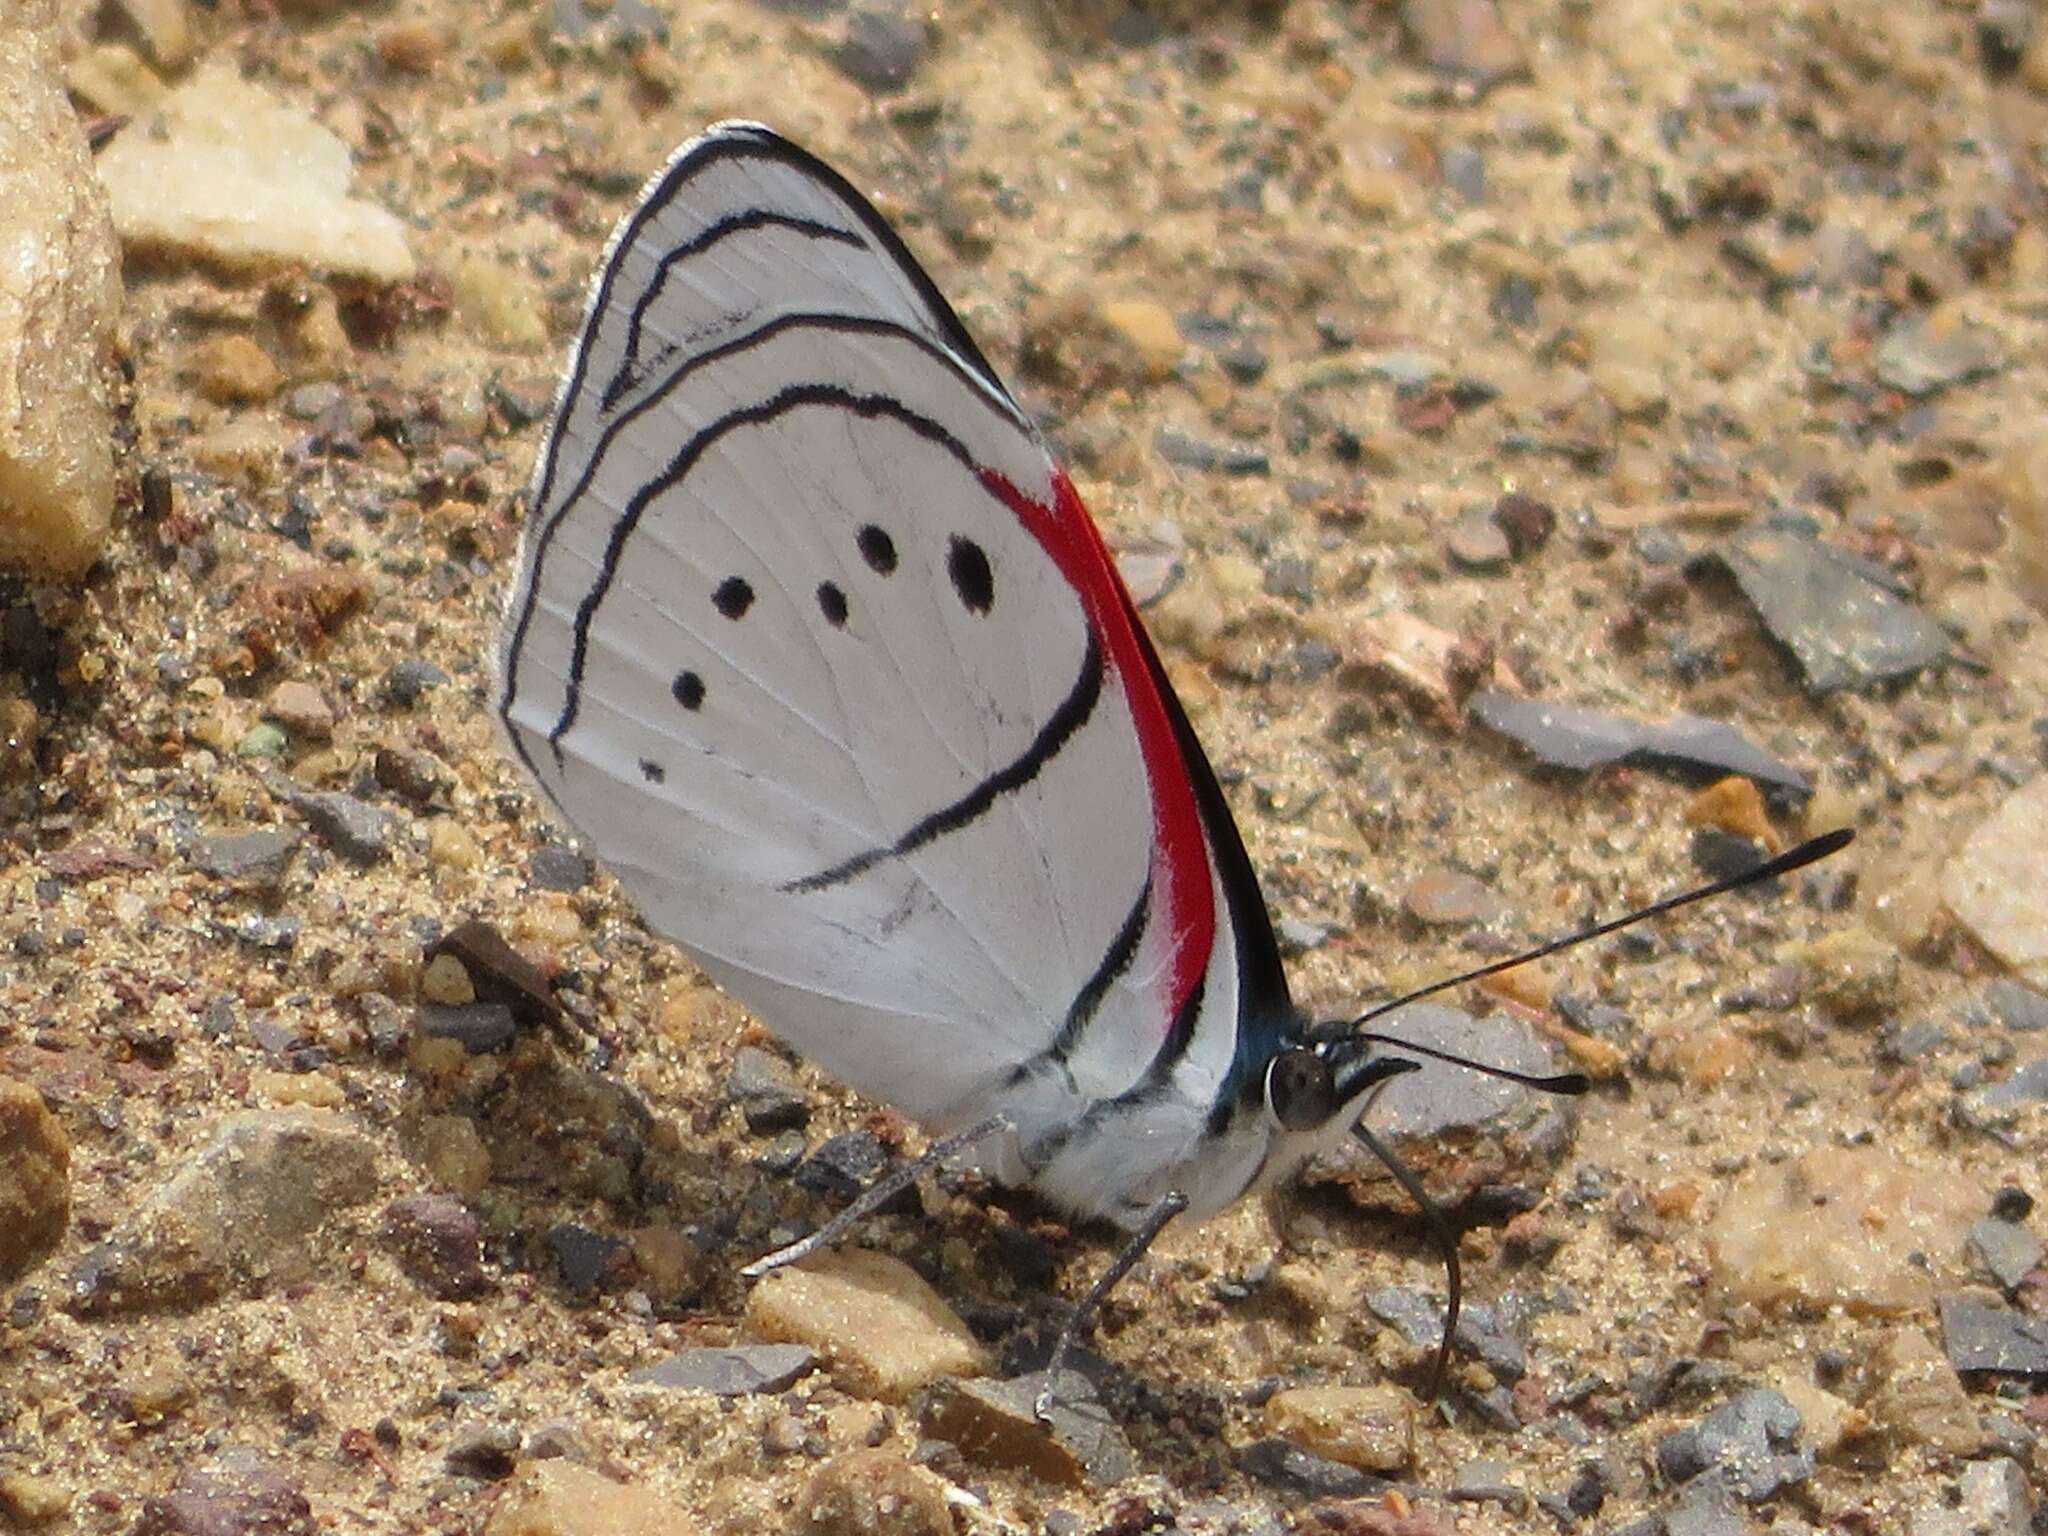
[4,0,2047,1531]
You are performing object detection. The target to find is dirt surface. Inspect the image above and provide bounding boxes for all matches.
[5,0,2047,1532]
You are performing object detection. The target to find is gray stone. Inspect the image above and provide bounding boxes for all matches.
[1938,1294,2048,1378]
[1967,1218,2045,1294]
[1977,1056,2048,1110]
[794,1130,887,1201]
[528,845,591,892]
[1909,1457,2033,1536]
[1237,1437,1388,1499]
[415,1002,517,1055]
[1978,980,2048,1033]
[1715,531,1948,692]
[1364,1286,1526,1381]
[1468,690,1808,795]
[1876,312,2001,396]
[67,1109,379,1316]
[833,5,927,92]
[381,658,448,706]
[1154,427,1269,475]
[189,827,300,886]
[283,787,392,864]
[1665,1470,1751,1536]
[727,1045,810,1134]
[1364,1004,1577,1156]
[628,1344,816,1396]
[1655,1388,1814,1502]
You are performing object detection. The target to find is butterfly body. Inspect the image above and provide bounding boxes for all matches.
[498,122,1397,1230]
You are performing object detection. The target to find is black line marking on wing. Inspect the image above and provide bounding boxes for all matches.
[1005,876,1152,1092]
[600,211,867,413]
[1024,976,1209,1169]
[500,314,1030,783]
[780,633,1103,894]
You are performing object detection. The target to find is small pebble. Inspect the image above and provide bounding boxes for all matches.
[284,787,392,864]
[727,1046,810,1134]
[745,1248,987,1400]
[833,6,927,92]
[796,1450,953,1536]
[380,1192,488,1299]
[1446,505,1512,571]
[263,680,333,740]
[194,335,282,405]
[382,658,450,706]
[1263,1385,1414,1473]
[920,1372,1136,1487]
[529,845,592,892]
[188,827,300,888]
[628,1344,816,1397]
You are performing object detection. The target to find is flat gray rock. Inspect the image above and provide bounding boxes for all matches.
[627,1344,815,1396]
[1715,531,1948,692]
[1468,690,1807,795]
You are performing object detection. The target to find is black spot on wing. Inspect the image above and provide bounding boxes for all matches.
[817,581,849,628]
[639,758,666,784]
[713,576,754,619]
[948,535,994,614]
[857,524,897,575]
[781,634,1104,895]
[537,379,1023,754]
[673,671,704,710]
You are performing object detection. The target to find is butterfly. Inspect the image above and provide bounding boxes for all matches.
[496,121,1846,1404]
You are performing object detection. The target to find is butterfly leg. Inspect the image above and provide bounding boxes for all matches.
[1352,1120,1461,1403]
[740,1114,1012,1280]
[1033,1189,1188,1422]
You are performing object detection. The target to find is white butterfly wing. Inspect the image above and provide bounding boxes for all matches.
[499,125,1258,1134]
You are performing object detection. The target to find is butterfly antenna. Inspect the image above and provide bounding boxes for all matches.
[1338,827,1853,1038]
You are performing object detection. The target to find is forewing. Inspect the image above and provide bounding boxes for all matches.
[499,124,1213,1121]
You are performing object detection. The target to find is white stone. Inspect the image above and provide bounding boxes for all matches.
[96,64,415,283]
[1944,776,2048,990]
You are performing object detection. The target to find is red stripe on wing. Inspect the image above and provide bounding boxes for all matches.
[978,466,1214,1027]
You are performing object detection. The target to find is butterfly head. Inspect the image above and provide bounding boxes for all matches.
[1261,1035,1421,1136]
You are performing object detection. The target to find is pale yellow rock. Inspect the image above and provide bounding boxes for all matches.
[96,64,415,282]
[0,1074,70,1285]
[66,43,167,116]
[0,0,122,577]
[450,252,549,352]
[116,0,193,70]
[1769,1371,1867,1457]
[0,1469,71,1527]
[1706,1146,1978,1314]
[1784,924,1900,1022]
[420,952,477,1006]
[1096,298,1183,382]
[422,1113,491,1197]
[1588,310,1671,417]
[746,1248,988,1400]
[486,1462,687,1536]
[1943,776,2048,989]
[1263,1384,1415,1472]
[1864,1327,1983,1456]
[796,1450,954,1536]
[426,819,482,871]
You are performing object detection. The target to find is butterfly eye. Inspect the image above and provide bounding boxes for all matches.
[1265,1047,1337,1132]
